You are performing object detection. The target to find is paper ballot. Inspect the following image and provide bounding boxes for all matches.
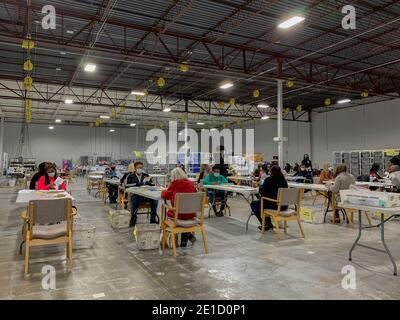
[54,177,64,188]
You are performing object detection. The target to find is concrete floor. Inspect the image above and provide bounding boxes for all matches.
[1,178,400,300]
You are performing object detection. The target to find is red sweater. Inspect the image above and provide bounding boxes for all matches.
[161,179,197,219]
[36,175,67,191]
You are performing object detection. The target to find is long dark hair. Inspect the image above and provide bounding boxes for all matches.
[270,165,284,177]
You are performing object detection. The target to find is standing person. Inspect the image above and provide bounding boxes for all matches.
[328,165,356,223]
[250,166,288,231]
[125,162,158,227]
[203,165,229,217]
[301,154,313,170]
[319,163,334,183]
[36,163,67,191]
[105,163,122,204]
[161,167,197,247]
[29,162,48,190]
[197,164,210,183]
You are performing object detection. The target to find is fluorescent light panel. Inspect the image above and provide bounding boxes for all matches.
[338,99,351,104]
[131,91,145,96]
[49,126,54,130]
[219,82,234,90]
[55,119,62,123]
[130,123,136,127]
[84,63,96,72]
[64,99,73,104]
[258,104,270,109]
[163,108,171,112]
[261,116,270,120]
[100,115,110,119]
[278,16,305,29]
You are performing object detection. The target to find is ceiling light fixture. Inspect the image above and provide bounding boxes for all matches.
[163,107,171,113]
[338,99,351,104]
[261,116,270,120]
[131,90,145,96]
[49,126,54,130]
[130,123,136,127]
[197,122,205,125]
[109,129,115,132]
[84,63,96,72]
[64,99,73,104]
[278,16,305,29]
[258,104,270,109]
[100,115,110,119]
[55,119,62,123]
[219,81,234,90]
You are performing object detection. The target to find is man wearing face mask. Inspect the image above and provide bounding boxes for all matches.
[36,163,66,191]
[203,165,229,217]
[124,162,158,227]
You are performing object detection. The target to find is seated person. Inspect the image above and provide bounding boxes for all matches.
[328,165,356,223]
[36,163,67,191]
[202,165,229,217]
[250,166,288,231]
[370,163,382,181]
[29,162,48,190]
[105,162,122,204]
[197,164,210,184]
[295,164,312,183]
[161,167,197,247]
[388,165,400,192]
[319,163,334,183]
[125,161,158,227]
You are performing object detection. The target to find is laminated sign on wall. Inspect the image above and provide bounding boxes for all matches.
[300,207,314,223]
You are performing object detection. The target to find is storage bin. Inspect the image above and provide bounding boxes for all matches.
[108,209,131,229]
[340,190,400,208]
[73,223,95,249]
[134,224,160,250]
[8,179,16,187]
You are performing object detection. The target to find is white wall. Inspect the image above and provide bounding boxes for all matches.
[311,98,400,168]
[4,123,147,166]
[250,119,311,165]
[4,119,311,168]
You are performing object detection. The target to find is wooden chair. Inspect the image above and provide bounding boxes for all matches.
[98,180,108,203]
[261,188,305,240]
[22,198,75,275]
[118,185,129,209]
[312,176,328,206]
[331,194,372,227]
[161,192,208,257]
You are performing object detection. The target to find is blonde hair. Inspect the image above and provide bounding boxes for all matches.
[170,167,187,181]
[127,163,136,173]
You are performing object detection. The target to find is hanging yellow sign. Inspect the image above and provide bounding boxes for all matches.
[23,60,34,71]
[157,77,166,87]
[386,149,400,156]
[229,98,236,105]
[22,39,35,49]
[179,61,189,73]
[253,89,260,98]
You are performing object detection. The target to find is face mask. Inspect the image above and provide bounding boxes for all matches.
[48,172,55,177]
[214,173,220,178]
[136,169,143,175]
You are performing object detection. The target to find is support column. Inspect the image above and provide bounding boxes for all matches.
[0,113,3,176]
[277,79,284,168]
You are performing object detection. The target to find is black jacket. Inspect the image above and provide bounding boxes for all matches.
[121,172,154,187]
[259,175,288,210]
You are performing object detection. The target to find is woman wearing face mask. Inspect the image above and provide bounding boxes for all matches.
[36,163,66,191]
[319,163,334,183]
